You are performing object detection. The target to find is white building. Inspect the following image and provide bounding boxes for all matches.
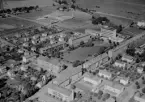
[114,60,126,68]
[119,77,129,85]
[137,67,144,74]
[98,70,112,79]
[137,21,145,27]
[121,55,134,63]
[83,73,102,87]
[134,92,145,102]
[47,84,74,102]
[103,81,125,97]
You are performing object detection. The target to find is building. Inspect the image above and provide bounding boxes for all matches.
[134,92,145,102]
[0,66,7,74]
[85,29,101,36]
[137,67,144,74]
[22,52,37,63]
[100,26,124,43]
[47,84,74,102]
[105,98,115,102]
[98,70,112,79]
[119,77,129,85]
[103,81,125,97]
[83,73,102,87]
[114,60,126,68]
[100,27,116,38]
[135,47,144,55]
[68,33,91,46]
[137,21,145,27]
[121,54,134,63]
[37,56,63,74]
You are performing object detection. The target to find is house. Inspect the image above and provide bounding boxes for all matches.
[22,52,37,63]
[47,84,74,102]
[137,67,144,74]
[103,81,125,97]
[98,70,112,79]
[121,54,134,63]
[105,98,115,102]
[137,21,145,27]
[83,73,102,87]
[114,60,126,68]
[37,56,63,74]
[135,47,144,55]
[119,77,129,85]
[0,66,7,74]
[134,92,145,102]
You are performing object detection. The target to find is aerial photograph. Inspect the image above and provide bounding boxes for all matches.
[1,0,145,102]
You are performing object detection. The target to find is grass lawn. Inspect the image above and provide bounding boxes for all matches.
[63,45,105,62]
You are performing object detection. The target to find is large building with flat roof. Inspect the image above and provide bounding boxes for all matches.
[37,56,62,74]
[103,81,125,97]
[47,84,74,102]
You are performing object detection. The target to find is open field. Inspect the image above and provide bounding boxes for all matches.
[0,17,40,34]
[0,17,40,27]
[17,6,56,20]
[76,0,145,21]
[0,24,16,29]
[121,27,144,37]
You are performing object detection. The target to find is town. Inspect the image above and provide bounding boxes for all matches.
[1,0,145,102]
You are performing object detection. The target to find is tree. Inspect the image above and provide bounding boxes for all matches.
[70,84,76,90]
[117,25,123,33]
[142,88,145,93]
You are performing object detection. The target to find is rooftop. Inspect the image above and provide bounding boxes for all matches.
[104,80,124,90]
[37,56,61,66]
[47,83,72,96]
[53,64,82,85]
[99,69,112,76]
[115,60,126,64]
[83,73,101,82]
[122,54,134,60]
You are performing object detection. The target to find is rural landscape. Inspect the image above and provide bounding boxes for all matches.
[1,0,145,102]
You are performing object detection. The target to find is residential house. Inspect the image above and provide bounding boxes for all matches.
[135,47,144,55]
[103,81,125,97]
[137,21,145,27]
[137,67,144,74]
[83,73,102,87]
[121,54,134,63]
[98,70,112,79]
[22,52,37,63]
[0,66,7,74]
[134,92,145,102]
[47,84,74,102]
[119,77,129,85]
[114,60,126,68]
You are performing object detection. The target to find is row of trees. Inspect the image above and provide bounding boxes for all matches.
[92,16,110,25]
[0,5,39,14]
